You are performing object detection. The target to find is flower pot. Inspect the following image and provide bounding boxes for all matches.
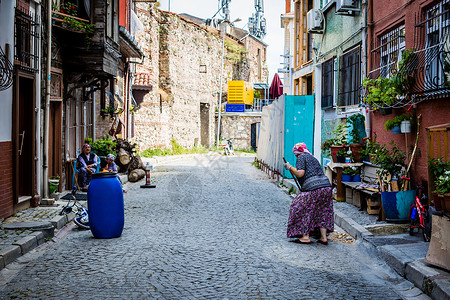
[49,179,60,194]
[350,143,363,162]
[330,145,346,163]
[400,120,411,133]
[432,192,442,211]
[342,174,352,182]
[390,126,401,134]
[353,174,361,182]
[443,194,450,214]
[381,190,416,222]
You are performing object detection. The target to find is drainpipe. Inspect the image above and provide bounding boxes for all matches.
[43,0,52,199]
[363,0,372,138]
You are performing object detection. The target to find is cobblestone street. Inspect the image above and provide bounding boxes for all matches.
[0,155,405,299]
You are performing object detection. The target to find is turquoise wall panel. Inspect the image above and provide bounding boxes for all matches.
[284,95,315,178]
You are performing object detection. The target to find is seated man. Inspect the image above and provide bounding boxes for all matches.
[77,144,99,192]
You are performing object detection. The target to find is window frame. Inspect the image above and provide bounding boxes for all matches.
[337,47,361,107]
[379,25,405,78]
[321,57,334,109]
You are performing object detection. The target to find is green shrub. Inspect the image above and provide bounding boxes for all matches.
[85,136,116,157]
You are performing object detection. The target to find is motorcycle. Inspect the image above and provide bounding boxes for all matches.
[220,138,234,155]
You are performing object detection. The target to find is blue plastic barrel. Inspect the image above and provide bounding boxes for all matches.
[381,190,416,222]
[87,173,124,238]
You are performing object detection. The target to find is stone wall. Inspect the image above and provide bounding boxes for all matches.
[133,5,268,151]
[220,114,261,150]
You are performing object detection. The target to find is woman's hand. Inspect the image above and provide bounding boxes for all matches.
[284,162,292,170]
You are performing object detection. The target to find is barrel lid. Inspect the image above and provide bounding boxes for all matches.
[92,172,117,178]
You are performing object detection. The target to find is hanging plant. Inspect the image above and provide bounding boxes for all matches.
[362,48,416,109]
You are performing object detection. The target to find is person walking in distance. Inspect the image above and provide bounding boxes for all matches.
[284,143,334,245]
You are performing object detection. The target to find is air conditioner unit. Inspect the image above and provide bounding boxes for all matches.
[336,0,360,13]
[307,9,324,34]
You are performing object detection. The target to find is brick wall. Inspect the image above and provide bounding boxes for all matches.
[0,142,14,220]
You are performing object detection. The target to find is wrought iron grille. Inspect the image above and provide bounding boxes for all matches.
[321,58,334,108]
[366,0,450,108]
[410,0,450,98]
[0,46,14,91]
[14,8,40,72]
[338,47,360,107]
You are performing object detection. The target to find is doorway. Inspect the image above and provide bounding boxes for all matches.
[14,73,36,203]
[200,103,210,148]
[251,122,259,152]
[49,101,63,191]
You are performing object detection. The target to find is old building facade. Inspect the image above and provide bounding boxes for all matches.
[134,4,268,151]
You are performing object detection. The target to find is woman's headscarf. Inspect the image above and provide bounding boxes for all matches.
[293,143,312,156]
[106,153,116,160]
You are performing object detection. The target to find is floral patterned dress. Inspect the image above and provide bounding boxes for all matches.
[287,153,334,238]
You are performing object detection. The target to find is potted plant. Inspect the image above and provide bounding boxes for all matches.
[328,123,348,163]
[351,166,361,182]
[347,113,366,162]
[362,49,416,113]
[49,175,60,194]
[434,170,450,213]
[428,158,450,211]
[336,149,347,163]
[359,132,384,163]
[342,167,353,182]
[384,114,412,134]
[371,141,406,181]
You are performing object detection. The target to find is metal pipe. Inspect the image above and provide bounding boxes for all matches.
[43,0,52,199]
[216,25,226,148]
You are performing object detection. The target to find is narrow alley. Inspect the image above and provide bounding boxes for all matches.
[0,155,405,299]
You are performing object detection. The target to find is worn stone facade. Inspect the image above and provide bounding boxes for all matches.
[133,5,267,151]
[220,114,262,150]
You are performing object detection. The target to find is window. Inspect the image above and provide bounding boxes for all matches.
[322,58,334,108]
[425,1,450,88]
[107,0,119,42]
[380,26,405,78]
[14,8,39,72]
[338,47,360,107]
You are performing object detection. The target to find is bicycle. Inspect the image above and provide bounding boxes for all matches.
[408,186,431,242]
[59,186,90,230]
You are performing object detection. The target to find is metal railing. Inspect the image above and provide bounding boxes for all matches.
[246,98,275,112]
[365,2,450,108]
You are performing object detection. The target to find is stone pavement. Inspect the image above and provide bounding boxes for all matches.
[0,154,448,299]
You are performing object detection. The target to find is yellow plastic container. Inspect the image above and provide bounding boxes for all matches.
[227,81,254,105]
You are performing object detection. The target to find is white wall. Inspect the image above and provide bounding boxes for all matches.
[0,0,16,142]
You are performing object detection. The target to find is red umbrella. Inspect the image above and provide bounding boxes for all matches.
[269,73,283,99]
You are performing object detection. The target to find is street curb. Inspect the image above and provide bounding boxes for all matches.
[12,235,38,255]
[333,208,374,240]
[336,209,450,300]
[0,214,76,272]
[0,245,21,266]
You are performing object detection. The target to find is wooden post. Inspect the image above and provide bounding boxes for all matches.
[336,167,345,202]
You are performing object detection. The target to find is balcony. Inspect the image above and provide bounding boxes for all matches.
[366,4,450,108]
[51,3,120,77]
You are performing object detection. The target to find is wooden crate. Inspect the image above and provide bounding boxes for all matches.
[353,190,361,208]
[346,187,353,204]
[366,195,381,215]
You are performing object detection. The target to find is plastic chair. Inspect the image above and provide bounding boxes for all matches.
[72,155,101,187]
